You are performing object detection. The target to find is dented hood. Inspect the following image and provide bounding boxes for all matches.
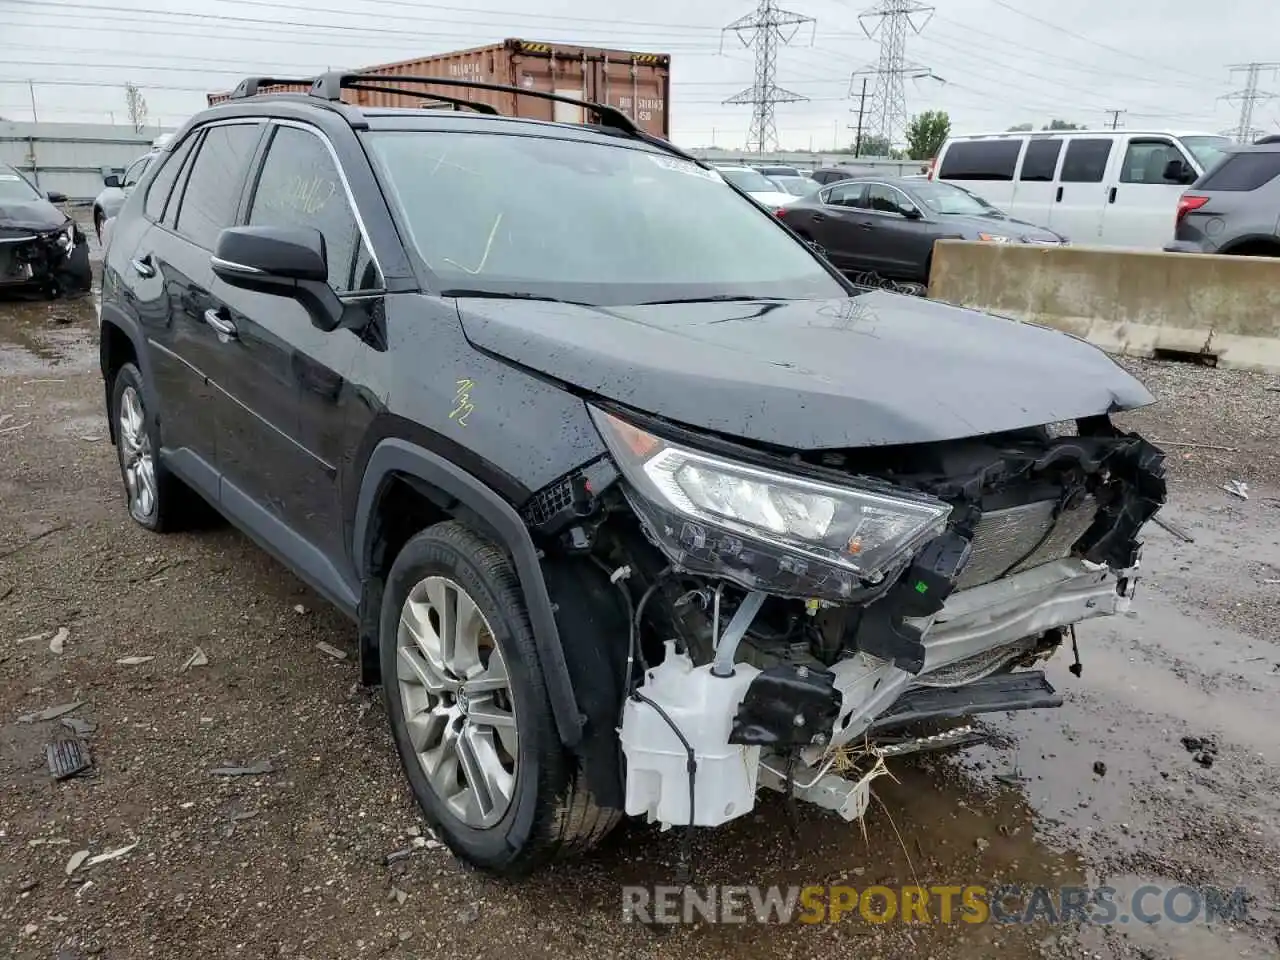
[0,199,67,233]
[456,292,1155,449]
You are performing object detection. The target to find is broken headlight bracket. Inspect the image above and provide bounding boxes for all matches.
[846,529,974,674]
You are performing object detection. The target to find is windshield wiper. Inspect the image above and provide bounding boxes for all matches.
[637,294,772,305]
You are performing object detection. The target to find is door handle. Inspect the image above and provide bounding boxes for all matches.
[130,254,155,278]
[812,213,827,222]
[858,221,875,230]
[1108,186,1118,204]
[204,307,238,341]
[1055,186,1064,202]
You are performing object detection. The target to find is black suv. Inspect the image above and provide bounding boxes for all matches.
[99,73,1166,878]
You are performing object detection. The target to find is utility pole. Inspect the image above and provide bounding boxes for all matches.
[1103,108,1126,130]
[28,80,38,122]
[1223,62,1280,143]
[851,77,868,156]
[849,0,941,149]
[722,0,817,154]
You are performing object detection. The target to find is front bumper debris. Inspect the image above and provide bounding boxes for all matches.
[0,223,91,296]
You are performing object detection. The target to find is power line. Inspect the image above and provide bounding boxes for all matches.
[849,0,940,146]
[1103,108,1126,130]
[721,0,817,153]
[982,0,1222,86]
[1222,62,1280,143]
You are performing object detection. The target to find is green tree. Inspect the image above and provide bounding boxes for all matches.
[1007,122,1034,132]
[1042,119,1082,130]
[905,110,951,160]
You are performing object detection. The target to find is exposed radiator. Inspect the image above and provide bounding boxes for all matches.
[956,495,1098,590]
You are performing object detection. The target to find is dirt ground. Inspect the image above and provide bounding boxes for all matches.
[1,249,1278,958]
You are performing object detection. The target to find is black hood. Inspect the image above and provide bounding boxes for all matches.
[456,292,1154,449]
[0,199,68,233]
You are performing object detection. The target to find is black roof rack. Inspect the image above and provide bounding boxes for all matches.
[345,82,498,116]
[228,76,315,99]
[307,71,699,163]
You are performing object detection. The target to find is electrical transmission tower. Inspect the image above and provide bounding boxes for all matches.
[1223,62,1280,143]
[849,0,939,149]
[722,0,816,153]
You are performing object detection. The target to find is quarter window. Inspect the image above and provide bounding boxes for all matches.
[248,125,379,293]
[938,140,1021,181]
[1196,151,1280,191]
[1060,138,1113,183]
[1019,139,1062,181]
[173,123,263,249]
[1120,139,1185,184]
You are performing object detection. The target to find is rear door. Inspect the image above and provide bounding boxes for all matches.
[1103,135,1195,248]
[1009,136,1063,229]
[804,181,868,269]
[1048,136,1115,244]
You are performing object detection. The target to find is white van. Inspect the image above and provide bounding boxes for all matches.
[930,130,1233,249]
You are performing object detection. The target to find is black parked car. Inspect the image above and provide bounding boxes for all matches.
[99,73,1165,878]
[0,162,91,298]
[777,176,1064,288]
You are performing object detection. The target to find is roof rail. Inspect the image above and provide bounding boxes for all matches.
[307,71,699,163]
[347,82,498,116]
[228,76,315,99]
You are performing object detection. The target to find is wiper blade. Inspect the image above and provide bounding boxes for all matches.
[442,288,576,303]
[637,294,771,305]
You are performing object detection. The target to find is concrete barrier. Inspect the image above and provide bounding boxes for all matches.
[927,240,1280,374]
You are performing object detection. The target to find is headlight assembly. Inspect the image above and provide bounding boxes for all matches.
[591,407,952,599]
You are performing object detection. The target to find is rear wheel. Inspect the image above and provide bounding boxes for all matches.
[109,363,193,532]
[380,521,619,876]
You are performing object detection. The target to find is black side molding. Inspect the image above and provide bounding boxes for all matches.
[353,438,584,748]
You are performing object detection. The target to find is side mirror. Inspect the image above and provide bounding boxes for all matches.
[1163,159,1194,184]
[103,173,122,189]
[900,202,922,220]
[46,191,68,203]
[212,225,342,331]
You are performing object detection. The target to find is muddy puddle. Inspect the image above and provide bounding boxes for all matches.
[0,290,99,376]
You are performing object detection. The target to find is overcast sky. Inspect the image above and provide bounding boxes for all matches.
[2,0,1278,149]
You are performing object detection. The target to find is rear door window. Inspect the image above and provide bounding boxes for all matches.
[1019,139,1062,181]
[172,122,264,250]
[825,182,866,207]
[144,137,197,222]
[938,140,1021,180]
[1060,138,1113,183]
[1198,151,1280,191]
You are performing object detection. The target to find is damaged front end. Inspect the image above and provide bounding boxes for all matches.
[0,221,92,297]
[533,404,1165,833]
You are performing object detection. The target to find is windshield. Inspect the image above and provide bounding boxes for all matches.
[365,132,845,305]
[0,168,41,203]
[770,175,815,196]
[908,179,999,216]
[1179,135,1233,172]
[718,167,777,193]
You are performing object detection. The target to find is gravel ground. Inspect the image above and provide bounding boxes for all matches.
[0,286,1277,960]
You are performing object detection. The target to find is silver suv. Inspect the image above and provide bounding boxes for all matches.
[1165,141,1280,256]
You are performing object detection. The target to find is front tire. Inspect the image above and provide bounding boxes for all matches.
[380,521,618,876]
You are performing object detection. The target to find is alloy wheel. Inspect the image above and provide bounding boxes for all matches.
[117,385,157,523]
[396,576,518,829]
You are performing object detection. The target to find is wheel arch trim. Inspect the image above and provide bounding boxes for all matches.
[354,437,584,748]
